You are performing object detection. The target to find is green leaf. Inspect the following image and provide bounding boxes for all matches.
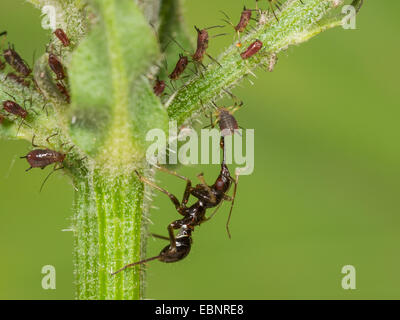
[68,0,169,164]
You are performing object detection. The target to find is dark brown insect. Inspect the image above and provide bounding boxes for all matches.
[48,53,65,80]
[235,6,252,33]
[240,39,263,59]
[111,136,238,275]
[192,26,209,62]
[56,82,70,103]
[3,44,31,77]
[54,28,70,47]
[168,54,189,80]
[21,148,65,171]
[6,72,30,87]
[3,100,27,119]
[153,78,166,96]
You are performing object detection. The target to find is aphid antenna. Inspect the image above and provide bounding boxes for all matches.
[201,25,225,31]
[39,164,64,193]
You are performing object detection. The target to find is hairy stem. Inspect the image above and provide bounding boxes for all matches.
[167,0,350,125]
[73,168,145,299]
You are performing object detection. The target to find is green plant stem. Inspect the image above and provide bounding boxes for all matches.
[73,168,145,300]
[167,0,347,125]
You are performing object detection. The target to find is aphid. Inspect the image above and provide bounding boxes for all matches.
[56,82,70,104]
[235,7,252,33]
[6,72,30,87]
[21,148,65,171]
[111,136,239,275]
[168,54,189,80]
[192,26,209,62]
[2,99,27,119]
[192,25,225,65]
[20,134,71,191]
[54,28,70,47]
[153,78,166,96]
[240,39,263,59]
[3,44,32,77]
[48,53,66,80]
[208,101,242,137]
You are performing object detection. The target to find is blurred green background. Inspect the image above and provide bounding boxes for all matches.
[1,0,399,299]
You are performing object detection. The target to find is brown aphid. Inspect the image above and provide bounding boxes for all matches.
[217,108,239,136]
[54,28,70,47]
[21,149,65,171]
[6,72,30,87]
[3,100,27,119]
[153,79,166,96]
[168,54,189,80]
[240,39,263,59]
[56,82,71,104]
[3,45,31,77]
[48,53,65,80]
[235,7,252,33]
[192,26,209,62]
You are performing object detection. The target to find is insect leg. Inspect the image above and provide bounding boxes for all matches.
[134,170,184,215]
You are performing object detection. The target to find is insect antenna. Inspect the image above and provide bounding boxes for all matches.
[111,255,161,275]
[40,165,64,192]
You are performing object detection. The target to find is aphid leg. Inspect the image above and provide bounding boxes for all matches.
[46,132,59,144]
[205,53,222,67]
[134,170,184,215]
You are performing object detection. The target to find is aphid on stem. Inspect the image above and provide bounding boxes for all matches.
[204,100,243,137]
[240,39,263,59]
[54,28,70,47]
[20,134,73,191]
[2,44,32,77]
[56,81,71,104]
[153,78,166,97]
[6,72,31,87]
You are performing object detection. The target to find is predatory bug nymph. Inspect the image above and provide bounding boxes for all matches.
[3,44,32,77]
[240,39,263,59]
[54,28,70,47]
[111,137,239,275]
